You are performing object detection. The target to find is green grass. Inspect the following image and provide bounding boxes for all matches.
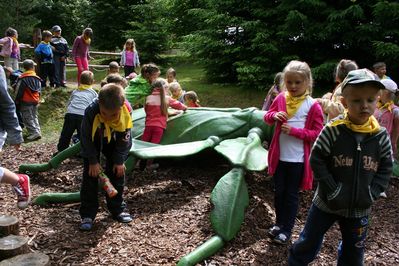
[36,60,267,143]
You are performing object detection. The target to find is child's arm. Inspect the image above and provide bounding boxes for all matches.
[309,126,340,196]
[71,37,79,59]
[287,102,324,142]
[168,98,187,111]
[264,93,286,124]
[370,132,393,199]
[391,110,399,160]
[80,104,100,165]
[135,50,140,67]
[112,128,132,174]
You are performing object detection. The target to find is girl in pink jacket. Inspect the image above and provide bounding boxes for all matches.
[263,60,323,245]
[141,78,187,169]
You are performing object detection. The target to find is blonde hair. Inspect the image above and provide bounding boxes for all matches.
[80,70,94,85]
[282,60,313,94]
[151,78,168,116]
[335,59,358,83]
[169,82,182,94]
[124,39,136,51]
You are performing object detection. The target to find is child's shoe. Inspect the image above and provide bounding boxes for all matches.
[13,174,31,209]
[268,225,282,238]
[273,232,290,245]
[27,133,42,141]
[79,218,93,231]
[113,212,133,223]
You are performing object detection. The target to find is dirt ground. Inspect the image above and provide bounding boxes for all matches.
[0,142,398,265]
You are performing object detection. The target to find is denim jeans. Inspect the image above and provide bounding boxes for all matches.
[273,161,304,237]
[289,204,368,266]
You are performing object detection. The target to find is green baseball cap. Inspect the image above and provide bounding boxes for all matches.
[341,68,385,91]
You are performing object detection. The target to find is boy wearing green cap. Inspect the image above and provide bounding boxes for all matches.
[289,69,393,265]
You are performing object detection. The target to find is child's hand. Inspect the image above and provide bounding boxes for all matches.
[274,111,288,122]
[281,123,291,134]
[113,164,126,178]
[89,163,101,177]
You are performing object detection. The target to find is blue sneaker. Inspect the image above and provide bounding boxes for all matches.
[79,218,93,231]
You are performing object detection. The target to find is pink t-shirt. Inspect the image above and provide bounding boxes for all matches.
[125,51,134,66]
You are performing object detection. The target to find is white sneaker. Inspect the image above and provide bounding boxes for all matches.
[379,191,387,198]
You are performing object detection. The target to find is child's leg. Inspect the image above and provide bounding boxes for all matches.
[0,167,19,185]
[31,105,41,134]
[273,161,289,227]
[79,159,100,220]
[146,127,164,168]
[57,114,77,152]
[0,167,31,209]
[281,162,304,237]
[39,64,49,87]
[102,142,126,217]
[0,130,7,151]
[337,216,369,266]
[288,204,336,266]
[75,57,84,84]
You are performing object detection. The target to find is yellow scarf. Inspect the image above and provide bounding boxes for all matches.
[78,84,92,91]
[41,41,49,44]
[83,36,91,45]
[92,104,132,143]
[172,90,183,100]
[377,100,394,112]
[329,113,380,134]
[23,70,36,76]
[12,37,18,47]
[285,91,309,118]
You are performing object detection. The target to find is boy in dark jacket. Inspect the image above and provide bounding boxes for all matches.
[50,25,68,87]
[14,59,42,141]
[79,83,133,231]
[289,69,393,266]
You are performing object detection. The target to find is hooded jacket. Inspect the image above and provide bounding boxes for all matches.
[310,122,392,218]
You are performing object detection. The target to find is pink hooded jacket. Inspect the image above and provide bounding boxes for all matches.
[264,92,324,190]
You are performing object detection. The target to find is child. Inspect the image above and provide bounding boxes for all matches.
[100,62,125,87]
[166,68,177,83]
[72,28,93,84]
[263,60,324,245]
[0,66,31,209]
[142,78,187,169]
[374,79,399,160]
[50,25,69,87]
[120,39,140,78]
[0,27,21,70]
[79,83,133,230]
[373,62,391,80]
[317,59,358,121]
[184,91,201,107]
[169,82,185,103]
[34,30,55,88]
[101,73,128,88]
[56,71,97,153]
[262,72,283,111]
[14,59,42,141]
[289,69,392,265]
[124,63,160,107]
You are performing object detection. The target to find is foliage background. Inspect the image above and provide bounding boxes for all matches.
[1,0,398,93]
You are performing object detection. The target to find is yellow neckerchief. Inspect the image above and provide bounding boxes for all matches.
[329,112,380,134]
[78,84,92,91]
[41,41,49,44]
[20,70,40,79]
[12,37,19,47]
[83,35,91,45]
[285,90,309,118]
[377,100,394,112]
[92,104,132,143]
[172,90,182,100]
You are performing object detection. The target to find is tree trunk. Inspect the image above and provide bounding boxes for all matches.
[0,216,19,237]
[0,235,28,260]
[0,252,50,265]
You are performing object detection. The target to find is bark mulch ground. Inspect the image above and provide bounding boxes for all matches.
[0,143,398,265]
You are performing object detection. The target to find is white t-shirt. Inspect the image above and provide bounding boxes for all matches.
[279,96,314,162]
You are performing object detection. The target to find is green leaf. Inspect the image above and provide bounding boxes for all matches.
[214,129,268,171]
[210,168,249,241]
